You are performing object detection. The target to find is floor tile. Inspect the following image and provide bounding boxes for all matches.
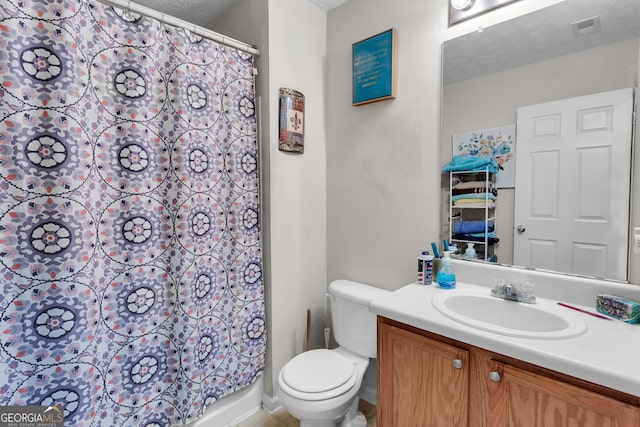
[236,399,376,427]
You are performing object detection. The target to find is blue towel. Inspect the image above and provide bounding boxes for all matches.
[453,220,494,234]
[452,233,499,245]
[443,155,498,173]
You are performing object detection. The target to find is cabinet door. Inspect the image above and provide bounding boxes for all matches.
[378,321,469,427]
[490,363,640,426]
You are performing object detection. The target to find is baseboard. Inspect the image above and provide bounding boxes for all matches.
[359,384,376,406]
[359,360,377,405]
[261,392,282,414]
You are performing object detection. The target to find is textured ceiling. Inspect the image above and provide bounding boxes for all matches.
[307,0,351,11]
[443,0,640,84]
[133,0,351,26]
[133,0,237,26]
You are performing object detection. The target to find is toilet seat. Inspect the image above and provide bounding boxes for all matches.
[280,349,358,401]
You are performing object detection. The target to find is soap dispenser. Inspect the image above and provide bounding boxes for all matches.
[436,251,456,289]
[464,243,476,260]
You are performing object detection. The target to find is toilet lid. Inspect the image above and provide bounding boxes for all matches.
[281,349,356,394]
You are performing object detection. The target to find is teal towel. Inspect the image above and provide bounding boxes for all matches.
[451,193,496,202]
[464,231,496,238]
[443,155,498,173]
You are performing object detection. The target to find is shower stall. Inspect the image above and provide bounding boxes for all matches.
[0,0,265,425]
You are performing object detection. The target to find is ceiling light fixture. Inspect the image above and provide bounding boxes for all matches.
[451,0,475,11]
[449,0,519,26]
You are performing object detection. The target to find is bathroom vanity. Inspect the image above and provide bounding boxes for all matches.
[371,262,640,426]
[376,317,639,426]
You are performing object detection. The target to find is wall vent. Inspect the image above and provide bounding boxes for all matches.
[572,16,601,38]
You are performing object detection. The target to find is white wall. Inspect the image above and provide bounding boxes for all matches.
[326,0,564,290]
[326,0,447,290]
[265,0,328,400]
[211,0,328,401]
[441,39,640,265]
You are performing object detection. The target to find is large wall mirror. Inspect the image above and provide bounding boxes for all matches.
[441,0,640,284]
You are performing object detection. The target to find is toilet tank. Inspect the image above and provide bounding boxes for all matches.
[328,280,390,358]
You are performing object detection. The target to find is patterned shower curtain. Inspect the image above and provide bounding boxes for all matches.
[0,0,264,425]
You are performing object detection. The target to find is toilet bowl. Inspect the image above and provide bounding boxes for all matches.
[277,347,367,427]
[276,280,389,427]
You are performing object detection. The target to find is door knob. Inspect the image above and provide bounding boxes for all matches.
[517,225,526,233]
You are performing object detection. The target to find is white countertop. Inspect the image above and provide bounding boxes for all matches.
[370,280,640,397]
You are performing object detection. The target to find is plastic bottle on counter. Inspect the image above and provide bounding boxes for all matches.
[436,251,456,289]
[417,251,434,285]
[448,243,459,255]
[448,243,461,259]
[464,243,476,260]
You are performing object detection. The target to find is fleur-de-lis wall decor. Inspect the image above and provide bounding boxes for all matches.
[290,112,302,132]
[279,88,305,153]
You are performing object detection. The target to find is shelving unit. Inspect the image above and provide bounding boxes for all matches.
[449,168,496,261]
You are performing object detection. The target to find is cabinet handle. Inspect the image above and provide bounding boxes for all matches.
[453,358,463,369]
[489,371,501,382]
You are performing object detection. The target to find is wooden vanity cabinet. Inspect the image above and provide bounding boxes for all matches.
[488,362,640,426]
[377,317,640,427]
[377,318,469,426]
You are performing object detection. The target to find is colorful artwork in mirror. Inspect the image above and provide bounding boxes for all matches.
[453,124,516,188]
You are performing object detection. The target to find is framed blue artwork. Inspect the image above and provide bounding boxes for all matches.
[352,28,397,106]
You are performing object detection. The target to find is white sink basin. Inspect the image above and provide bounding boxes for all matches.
[432,290,587,339]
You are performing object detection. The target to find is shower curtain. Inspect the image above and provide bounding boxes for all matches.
[0,0,264,426]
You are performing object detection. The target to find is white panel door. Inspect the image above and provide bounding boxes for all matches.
[514,88,633,280]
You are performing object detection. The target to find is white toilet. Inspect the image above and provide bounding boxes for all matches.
[276,279,389,427]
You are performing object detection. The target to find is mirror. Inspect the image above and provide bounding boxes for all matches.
[441,0,640,283]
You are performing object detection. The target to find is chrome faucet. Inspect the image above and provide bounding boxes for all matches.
[490,279,536,304]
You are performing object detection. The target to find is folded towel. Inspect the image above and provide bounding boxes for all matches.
[453,199,496,207]
[452,233,500,245]
[443,155,499,173]
[453,220,494,234]
[461,231,497,238]
[452,187,498,197]
[452,180,490,190]
[451,193,496,203]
